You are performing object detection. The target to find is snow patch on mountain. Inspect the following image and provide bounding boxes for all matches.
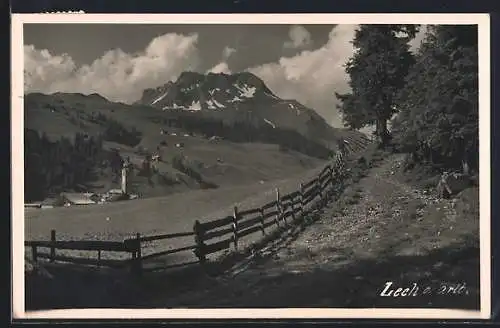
[162,100,202,111]
[151,91,168,105]
[235,84,256,98]
[264,118,276,129]
[189,101,202,111]
[265,92,280,100]
[287,103,302,115]
[212,99,225,109]
[183,83,200,92]
[206,100,216,109]
[229,96,242,103]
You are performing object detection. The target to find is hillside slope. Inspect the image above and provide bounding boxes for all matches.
[24,72,367,201]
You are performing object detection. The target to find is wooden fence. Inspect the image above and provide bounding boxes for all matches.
[25,231,137,270]
[25,134,371,275]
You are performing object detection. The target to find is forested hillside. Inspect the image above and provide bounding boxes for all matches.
[24,116,140,202]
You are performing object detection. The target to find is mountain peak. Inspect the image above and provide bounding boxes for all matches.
[134,70,335,142]
[175,71,205,85]
[138,71,277,111]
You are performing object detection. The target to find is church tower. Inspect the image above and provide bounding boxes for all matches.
[121,161,130,195]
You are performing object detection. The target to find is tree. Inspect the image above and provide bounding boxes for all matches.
[334,92,375,130]
[335,24,419,146]
[392,25,478,173]
[24,129,106,201]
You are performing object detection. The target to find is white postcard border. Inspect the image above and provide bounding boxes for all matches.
[11,13,491,320]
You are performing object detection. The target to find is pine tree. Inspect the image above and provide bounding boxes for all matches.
[336,24,419,146]
[392,25,478,172]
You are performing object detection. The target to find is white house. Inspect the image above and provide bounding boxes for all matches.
[61,193,97,206]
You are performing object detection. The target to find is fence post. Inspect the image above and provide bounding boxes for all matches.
[320,175,326,207]
[193,220,206,265]
[328,165,334,199]
[233,206,239,251]
[282,201,288,226]
[128,237,136,275]
[32,245,38,263]
[135,233,142,276]
[259,207,266,235]
[275,188,281,228]
[337,153,345,191]
[323,170,329,206]
[332,166,339,199]
[315,177,321,209]
[50,229,56,262]
[299,183,305,218]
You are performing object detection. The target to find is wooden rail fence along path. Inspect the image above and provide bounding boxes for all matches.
[25,140,369,276]
[25,230,138,270]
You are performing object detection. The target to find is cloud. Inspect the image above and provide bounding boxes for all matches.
[206,45,236,74]
[24,32,201,103]
[24,45,77,92]
[24,24,424,130]
[222,46,237,60]
[207,62,231,74]
[284,25,312,49]
[250,25,357,127]
[409,25,429,53]
[250,24,428,128]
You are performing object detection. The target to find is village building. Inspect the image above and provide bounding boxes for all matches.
[60,192,98,206]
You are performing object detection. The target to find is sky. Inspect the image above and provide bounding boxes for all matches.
[23,24,426,128]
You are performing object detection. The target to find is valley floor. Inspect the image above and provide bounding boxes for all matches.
[25,162,326,242]
[25,150,481,311]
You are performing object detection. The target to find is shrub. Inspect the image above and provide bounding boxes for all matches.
[157,173,179,186]
[102,117,142,147]
[171,155,218,189]
[171,155,203,182]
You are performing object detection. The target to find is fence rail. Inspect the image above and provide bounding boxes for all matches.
[134,231,195,243]
[26,141,368,275]
[26,240,129,252]
[25,232,138,270]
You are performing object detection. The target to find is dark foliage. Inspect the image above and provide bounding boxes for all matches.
[101,116,142,147]
[391,25,479,173]
[171,155,218,189]
[335,25,419,146]
[160,114,332,159]
[24,130,105,202]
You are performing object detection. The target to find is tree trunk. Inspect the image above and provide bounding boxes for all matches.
[375,118,391,148]
[462,159,470,176]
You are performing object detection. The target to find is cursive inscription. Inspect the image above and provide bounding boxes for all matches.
[379,281,471,297]
[380,281,419,297]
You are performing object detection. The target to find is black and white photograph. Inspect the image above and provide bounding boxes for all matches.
[12,14,490,319]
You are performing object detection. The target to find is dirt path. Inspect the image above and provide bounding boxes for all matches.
[146,152,480,309]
